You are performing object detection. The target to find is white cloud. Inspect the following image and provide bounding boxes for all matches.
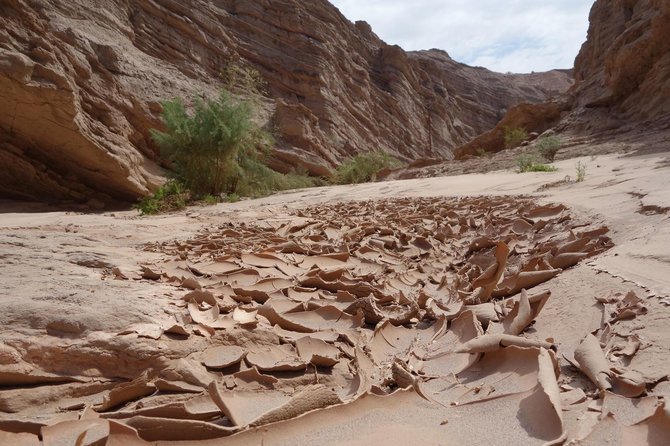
[329,0,594,73]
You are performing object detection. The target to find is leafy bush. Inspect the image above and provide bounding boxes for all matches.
[504,127,528,149]
[142,89,324,215]
[135,181,188,215]
[515,154,557,173]
[333,151,402,184]
[150,90,266,197]
[536,136,561,162]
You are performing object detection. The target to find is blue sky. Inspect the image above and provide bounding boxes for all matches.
[329,0,594,73]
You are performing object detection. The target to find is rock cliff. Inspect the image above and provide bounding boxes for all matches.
[570,0,670,131]
[0,0,570,204]
[455,0,670,158]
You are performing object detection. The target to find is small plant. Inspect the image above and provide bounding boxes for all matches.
[226,193,240,203]
[333,151,402,184]
[536,136,561,162]
[221,56,267,97]
[576,161,587,182]
[202,194,220,205]
[516,154,535,172]
[475,148,488,157]
[135,181,188,215]
[504,126,528,149]
[526,164,558,172]
[516,154,557,173]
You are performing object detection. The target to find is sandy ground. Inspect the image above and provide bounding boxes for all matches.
[1,146,669,444]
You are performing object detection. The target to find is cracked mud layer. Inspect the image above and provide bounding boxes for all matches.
[1,197,668,445]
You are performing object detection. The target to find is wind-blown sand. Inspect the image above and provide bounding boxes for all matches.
[1,150,669,445]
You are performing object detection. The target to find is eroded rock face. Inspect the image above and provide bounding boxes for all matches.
[0,0,571,204]
[453,101,570,159]
[546,0,670,140]
[453,0,670,158]
[571,0,670,123]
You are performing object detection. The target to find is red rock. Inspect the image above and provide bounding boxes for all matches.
[572,0,670,123]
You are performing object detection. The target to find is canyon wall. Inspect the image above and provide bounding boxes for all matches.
[0,0,570,204]
[569,0,670,131]
[454,0,670,158]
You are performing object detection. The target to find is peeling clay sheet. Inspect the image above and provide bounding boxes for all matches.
[2,196,661,445]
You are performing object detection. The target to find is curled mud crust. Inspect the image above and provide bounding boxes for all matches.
[2,197,665,445]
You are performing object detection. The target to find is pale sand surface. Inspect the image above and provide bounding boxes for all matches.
[1,150,669,444]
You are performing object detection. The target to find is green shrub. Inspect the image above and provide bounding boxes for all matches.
[334,151,402,184]
[515,154,557,173]
[516,154,535,172]
[576,161,587,182]
[504,127,528,149]
[234,150,321,197]
[475,148,488,157]
[144,89,322,214]
[536,136,561,161]
[135,181,188,215]
[150,90,266,197]
[202,194,220,205]
[526,164,558,172]
[226,193,241,203]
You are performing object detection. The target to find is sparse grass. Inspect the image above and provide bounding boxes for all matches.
[504,127,528,149]
[135,181,188,215]
[221,57,267,96]
[526,164,558,172]
[516,153,557,173]
[333,151,403,184]
[235,151,323,197]
[516,154,535,172]
[536,136,562,162]
[136,157,320,214]
[576,161,587,182]
[226,193,241,203]
[202,194,220,205]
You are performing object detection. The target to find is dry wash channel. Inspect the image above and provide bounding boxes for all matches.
[2,197,667,445]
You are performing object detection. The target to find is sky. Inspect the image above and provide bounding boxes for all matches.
[329,0,594,73]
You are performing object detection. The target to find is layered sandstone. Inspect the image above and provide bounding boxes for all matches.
[0,0,571,204]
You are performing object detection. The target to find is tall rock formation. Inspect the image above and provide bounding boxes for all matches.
[455,0,670,158]
[0,0,570,204]
[570,0,670,130]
